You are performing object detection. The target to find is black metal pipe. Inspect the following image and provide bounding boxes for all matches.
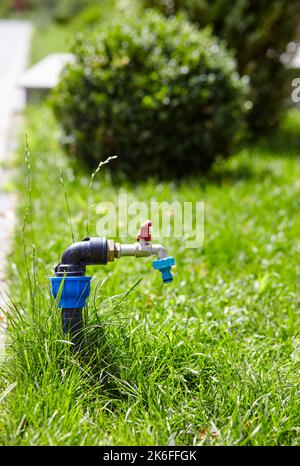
[55,237,108,277]
[54,237,108,349]
[61,308,83,350]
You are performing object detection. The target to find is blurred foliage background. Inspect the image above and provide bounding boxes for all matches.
[145,0,300,134]
[2,0,300,179]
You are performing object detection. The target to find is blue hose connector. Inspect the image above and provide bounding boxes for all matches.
[152,256,176,284]
[50,276,91,309]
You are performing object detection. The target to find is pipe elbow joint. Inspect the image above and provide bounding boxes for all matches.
[61,241,86,265]
[55,237,108,276]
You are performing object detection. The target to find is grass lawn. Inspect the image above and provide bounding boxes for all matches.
[0,103,299,445]
[30,22,74,65]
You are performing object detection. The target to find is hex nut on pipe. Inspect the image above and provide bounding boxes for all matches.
[107,239,115,262]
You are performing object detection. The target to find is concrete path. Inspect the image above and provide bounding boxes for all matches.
[0,20,32,352]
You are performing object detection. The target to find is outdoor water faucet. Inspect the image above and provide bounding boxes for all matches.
[50,220,176,347]
[109,221,175,283]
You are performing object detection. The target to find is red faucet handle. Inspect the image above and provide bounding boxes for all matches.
[137,220,152,242]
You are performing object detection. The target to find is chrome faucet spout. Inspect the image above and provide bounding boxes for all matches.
[113,241,168,260]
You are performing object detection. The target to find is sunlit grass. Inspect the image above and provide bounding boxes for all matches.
[0,105,299,445]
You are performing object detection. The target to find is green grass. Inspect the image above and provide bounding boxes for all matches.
[30,22,75,65]
[0,104,299,445]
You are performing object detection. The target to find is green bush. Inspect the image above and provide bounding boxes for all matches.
[52,11,248,179]
[145,0,300,134]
